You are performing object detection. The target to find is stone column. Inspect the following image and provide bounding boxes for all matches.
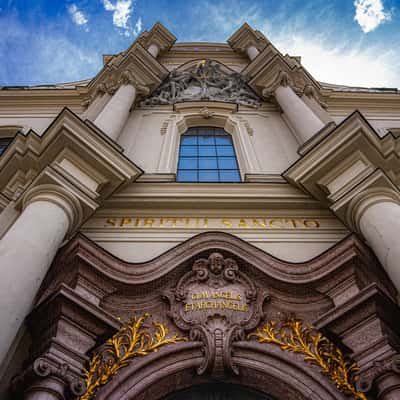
[267,72,325,144]
[357,199,400,291]
[0,185,82,366]
[246,45,259,60]
[148,43,160,58]
[94,83,137,141]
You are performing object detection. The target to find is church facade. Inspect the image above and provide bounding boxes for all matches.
[0,22,400,400]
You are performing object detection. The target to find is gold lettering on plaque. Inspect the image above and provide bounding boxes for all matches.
[185,291,247,313]
[120,217,132,227]
[106,218,116,226]
[105,217,322,230]
[221,218,233,228]
[143,218,154,227]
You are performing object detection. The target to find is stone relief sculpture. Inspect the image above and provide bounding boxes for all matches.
[141,60,261,107]
[163,252,269,377]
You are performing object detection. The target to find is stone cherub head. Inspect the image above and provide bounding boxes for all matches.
[208,252,225,275]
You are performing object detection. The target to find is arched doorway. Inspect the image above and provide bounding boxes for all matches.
[163,383,273,400]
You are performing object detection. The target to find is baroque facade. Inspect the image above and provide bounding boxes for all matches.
[0,22,400,400]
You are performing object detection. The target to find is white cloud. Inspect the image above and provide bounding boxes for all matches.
[354,0,392,33]
[101,0,134,35]
[273,34,399,88]
[133,17,142,36]
[68,4,89,29]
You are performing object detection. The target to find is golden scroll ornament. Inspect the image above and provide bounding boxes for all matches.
[248,319,366,400]
[80,313,187,400]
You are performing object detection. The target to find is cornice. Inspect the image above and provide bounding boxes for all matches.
[284,110,400,203]
[324,91,400,117]
[244,52,322,104]
[41,231,384,290]
[136,22,176,52]
[101,181,324,210]
[284,109,400,243]
[84,42,169,108]
[0,107,142,231]
[0,88,88,114]
[227,23,269,53]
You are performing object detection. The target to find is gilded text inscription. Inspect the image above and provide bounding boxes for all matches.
[105,217,321,229]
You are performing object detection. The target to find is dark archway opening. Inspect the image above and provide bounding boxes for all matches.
[162,383,275,400]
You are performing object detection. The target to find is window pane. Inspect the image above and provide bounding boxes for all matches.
[179,157,197,169]
[199,157,217,169]
[177,127,241,183]
[198,135,215,145]
[219,170,241,182]
[180,146,198,156]
[216,146,234,156]
[199,146,216,156]
[181,136,197,145]
[215,136,231,145]
[199,170,219,182]
[218,157,237,169]
[198,127,211,136]
[177,170,198,182]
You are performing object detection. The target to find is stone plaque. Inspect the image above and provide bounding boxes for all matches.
[163,253,269,376]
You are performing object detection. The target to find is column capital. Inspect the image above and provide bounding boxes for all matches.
[347,183,400,235]
[262,70,292,98]
[118,69,151,95]
[315,284,400,398]
[22,183,84,236]
[12,356,86,399]
[330,169,400,233]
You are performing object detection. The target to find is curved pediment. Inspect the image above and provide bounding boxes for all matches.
[38,230,390,302]
[141,59,261,107]
[29,231,394,400]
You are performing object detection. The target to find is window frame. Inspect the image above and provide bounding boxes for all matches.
[0,137,13,156]
[176,127,242,183]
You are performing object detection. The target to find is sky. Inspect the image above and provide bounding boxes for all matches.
[0,0,399,88]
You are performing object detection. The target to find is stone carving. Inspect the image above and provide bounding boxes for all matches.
[249,319,366,400]
[356,354,400,394]
[142,60,261,107]
[80,314,187,400]
[163,252,269,376]
[199,106,215,119]
[12,356,86,398]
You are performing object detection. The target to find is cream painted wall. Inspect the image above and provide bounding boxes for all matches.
[118,110,168,172]
[246,112,299,172]
[118,107,300,175]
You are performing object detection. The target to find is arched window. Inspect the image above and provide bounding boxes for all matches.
[177,127,241,182]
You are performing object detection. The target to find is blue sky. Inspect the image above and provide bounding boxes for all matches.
[0,0,399,88]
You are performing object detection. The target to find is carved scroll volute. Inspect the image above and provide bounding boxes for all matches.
[163,253,269,377]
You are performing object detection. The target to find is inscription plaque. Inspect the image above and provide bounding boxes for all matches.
[163,253,269,376]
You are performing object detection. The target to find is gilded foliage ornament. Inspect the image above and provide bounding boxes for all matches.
[248,319,366,400]
[80,314,187,400]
